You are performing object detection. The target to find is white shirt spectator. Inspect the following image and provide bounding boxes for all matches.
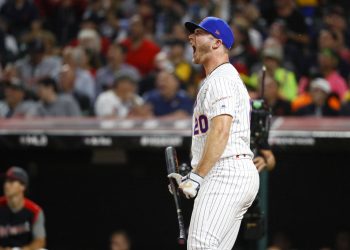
[95,90,143,118]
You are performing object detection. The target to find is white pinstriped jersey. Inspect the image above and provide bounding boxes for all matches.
[191,63,253,167]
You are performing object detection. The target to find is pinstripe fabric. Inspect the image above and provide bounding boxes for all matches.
[188,158,259,250]
[191,63,253,167]
[188,63,258,249]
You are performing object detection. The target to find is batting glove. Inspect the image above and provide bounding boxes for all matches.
[168,172,204,199]
[167,173,183,195]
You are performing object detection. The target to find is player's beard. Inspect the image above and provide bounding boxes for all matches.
[192,43,211,64]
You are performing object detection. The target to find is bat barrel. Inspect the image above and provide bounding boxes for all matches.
[165,146,178,174]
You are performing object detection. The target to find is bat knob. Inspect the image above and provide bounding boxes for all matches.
[178,238,186,245]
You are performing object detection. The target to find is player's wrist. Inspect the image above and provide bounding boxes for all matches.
[189,171,204,185]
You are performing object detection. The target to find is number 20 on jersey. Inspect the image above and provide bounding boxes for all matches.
[193,115,209,135]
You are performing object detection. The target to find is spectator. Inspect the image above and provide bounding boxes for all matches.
[138,51,174,96]
[76,28,103,74]
[165,23,194,63]
[182,0,215,23]
[120,15,160,76]
[0,0,39,39]
[241,3,264,51]
[110,230,130,250]
[167,39,194,90]
[0,18,18,64]
[261,74,292,116]
[82,0,106,27]
[95,43,140,96]
[73,42,97,76]
[323,6,350,50]
[154,0,184,42]
[318,28,339,52]
[264,0,310,47]
[15,38,61,95]
[0,166,46,249]
[299,48,349,100]
[95,74,150,118]
[36,77,81,117]
[143,70,193,118]
[46,0,86,46]
[0,79,38,118]
[229,19,258,78]
[269,21,302,75]
[295,78,338,116]
[317,48,348,100]
[316,28,350,80]
[0,63,16,79]
[62,46,95,104]
[58,64,91,115]
[268,231,293,250]
[334,230,350,250]
[250,38,298,101]
[99,10,126,42]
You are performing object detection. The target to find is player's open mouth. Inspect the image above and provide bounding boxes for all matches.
[192,46,196,55]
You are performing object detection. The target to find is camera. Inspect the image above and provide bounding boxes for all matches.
[250,99,271,154]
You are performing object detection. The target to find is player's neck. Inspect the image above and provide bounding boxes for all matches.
[203,54,229,76]
[7,193,25,212]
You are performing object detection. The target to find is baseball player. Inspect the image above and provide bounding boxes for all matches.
[168,17,259,249]
[0,167,46,250]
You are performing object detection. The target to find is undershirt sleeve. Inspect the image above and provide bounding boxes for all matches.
[32,210,46,239]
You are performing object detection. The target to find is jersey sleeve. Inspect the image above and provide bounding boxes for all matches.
[207,77,237,120]
[95,94,116,117]
[32,210,46,239]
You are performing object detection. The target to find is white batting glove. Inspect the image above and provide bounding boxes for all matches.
[167,173,183,195]
[168,172,204,199]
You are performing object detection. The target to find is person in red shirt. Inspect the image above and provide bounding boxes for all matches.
[120,15,160,76]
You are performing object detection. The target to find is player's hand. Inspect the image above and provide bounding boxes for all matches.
[167,173,183,195]
[168,172,204,199]
[253,156,267,172]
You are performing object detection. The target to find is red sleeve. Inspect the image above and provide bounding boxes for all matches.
[100,37,111,57]
[69,39,79,47]
[24,199,42,223]
[0,196,7,206]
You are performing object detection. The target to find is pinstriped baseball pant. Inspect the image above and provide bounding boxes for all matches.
[188,157,259,250]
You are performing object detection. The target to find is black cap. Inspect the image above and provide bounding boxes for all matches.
[5,166,29,187]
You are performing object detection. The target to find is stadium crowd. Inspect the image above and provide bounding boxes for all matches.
[0,0,350,119]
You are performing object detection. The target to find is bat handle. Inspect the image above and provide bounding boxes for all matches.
[177,211,187,245]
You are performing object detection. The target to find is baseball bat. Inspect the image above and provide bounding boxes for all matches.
[165,146,187,245]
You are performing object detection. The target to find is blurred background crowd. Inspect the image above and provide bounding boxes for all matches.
[1,0,350,120]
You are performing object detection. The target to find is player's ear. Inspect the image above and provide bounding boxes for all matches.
[212,39,223,50]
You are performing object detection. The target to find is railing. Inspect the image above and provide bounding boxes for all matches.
[0,117,350,150]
